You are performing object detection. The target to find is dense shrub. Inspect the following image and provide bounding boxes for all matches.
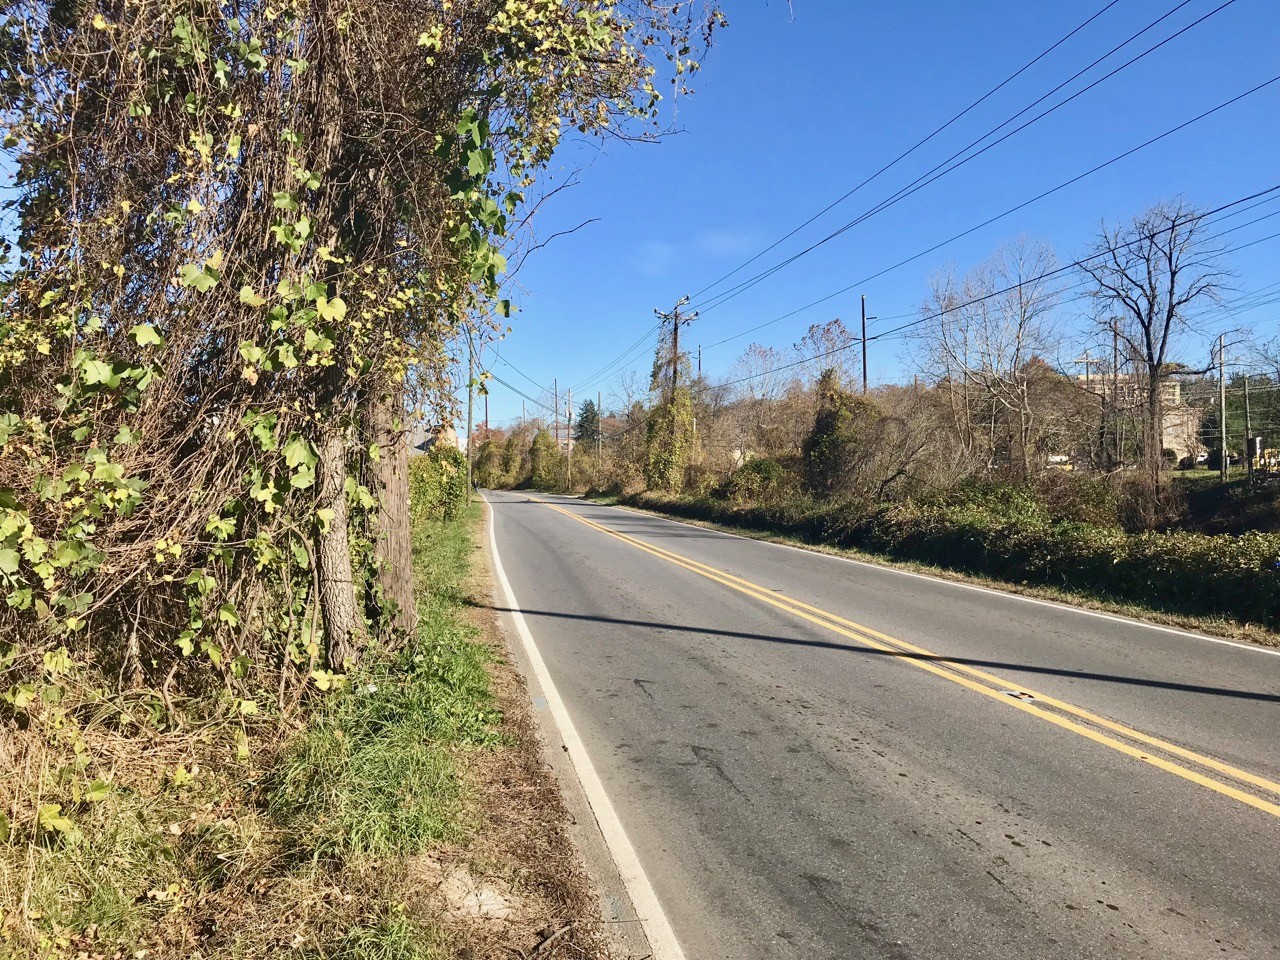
[627,491,1280,629]
[723,457,789,505]
[409,447,469,524]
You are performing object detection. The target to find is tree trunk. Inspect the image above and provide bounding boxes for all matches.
[317,423,361,669]
[367,389,417,637]
[1146,373,1165,491]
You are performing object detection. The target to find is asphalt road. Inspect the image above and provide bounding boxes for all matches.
[485,490,1280,960]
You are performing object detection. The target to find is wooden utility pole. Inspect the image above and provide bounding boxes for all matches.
[466,338,475,494]
[553,378,559,449]
[1112,323,1121,468]
[566,388,573,491]
[860,295,877,394]
[1218,334,1228,484]
[655,296,698,448]
[1244,375,1254,486]
[597,390,603,460]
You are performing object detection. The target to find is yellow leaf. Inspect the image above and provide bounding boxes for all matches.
[92,13,108,29]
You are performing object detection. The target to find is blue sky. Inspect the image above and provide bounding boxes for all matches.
[481,0,1280,427]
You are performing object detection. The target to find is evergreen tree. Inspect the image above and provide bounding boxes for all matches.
[575,399,601,444]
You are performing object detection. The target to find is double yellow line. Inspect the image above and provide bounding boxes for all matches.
[538,498,1280,819]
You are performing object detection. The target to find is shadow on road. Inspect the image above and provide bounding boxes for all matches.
[485,604,1280,704]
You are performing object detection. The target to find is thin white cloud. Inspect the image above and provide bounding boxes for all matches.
[635,240,677,277]
[696,228,767,258]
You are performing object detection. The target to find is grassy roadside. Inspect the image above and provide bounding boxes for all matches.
[595,494,1280,649]
[1,500,607,959]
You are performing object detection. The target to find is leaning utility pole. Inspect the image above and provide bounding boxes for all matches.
[860,295,877,394]
[1218,334,1228,484]
[597,390,603,461]
[553,378,559,449]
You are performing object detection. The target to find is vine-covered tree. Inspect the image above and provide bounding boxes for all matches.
[0,1,723,703]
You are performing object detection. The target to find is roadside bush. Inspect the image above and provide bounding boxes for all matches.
[409,447,469,524]
[723,458,789,505]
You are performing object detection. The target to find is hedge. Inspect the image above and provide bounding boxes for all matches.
[409,446,469,524]
[626,492,1280,629]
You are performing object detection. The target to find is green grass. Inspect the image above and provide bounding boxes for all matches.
[269,502,500,862]
[331,910,444,960]
[0,498,489,958]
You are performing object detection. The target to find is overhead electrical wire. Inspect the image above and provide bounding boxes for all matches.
[691,0,1238,316]
[570,320,664,393]
[698,74,1280,352]
[687,0,1126,302]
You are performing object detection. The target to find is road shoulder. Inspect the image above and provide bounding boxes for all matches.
[475,494,657,960]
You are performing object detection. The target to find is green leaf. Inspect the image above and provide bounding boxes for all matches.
[0,549,19,575]
[80,358,117,387]
[84,780,111,803]
[239,285,266,307]
[130,324,165,347]
[316,507,335,533]
[282,435,318,470]
[316,295,346,323]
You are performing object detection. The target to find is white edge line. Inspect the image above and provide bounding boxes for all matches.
[482,493,687,960]
[553,494,1280,660]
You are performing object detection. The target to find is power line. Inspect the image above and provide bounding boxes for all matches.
[490,349,551,394]
[700,75,1280,352]
[692,0,1239,316]
[570,320,663,393]
[486,370,557,417]
[687,0,1126,302]
[599,194,1280,447]
[704,192,1280,395]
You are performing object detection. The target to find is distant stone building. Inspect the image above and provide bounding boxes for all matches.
[408,420,461,455]
[1073,373,1205,462]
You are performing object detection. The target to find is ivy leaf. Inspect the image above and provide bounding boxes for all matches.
[0,548,20,574]
[316,296,346,322]
[239,285,266,307]
[80,358,120,388]
[130,324,165,348]
[282,435,318,470]
[316,507,335,533]
[178,262,218,293]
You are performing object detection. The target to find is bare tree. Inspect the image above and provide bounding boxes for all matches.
[917,239,1062,480]
[1079,201,1229,492]
[794,318,860,387]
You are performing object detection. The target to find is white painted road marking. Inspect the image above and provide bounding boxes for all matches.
[483,494,687,960]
